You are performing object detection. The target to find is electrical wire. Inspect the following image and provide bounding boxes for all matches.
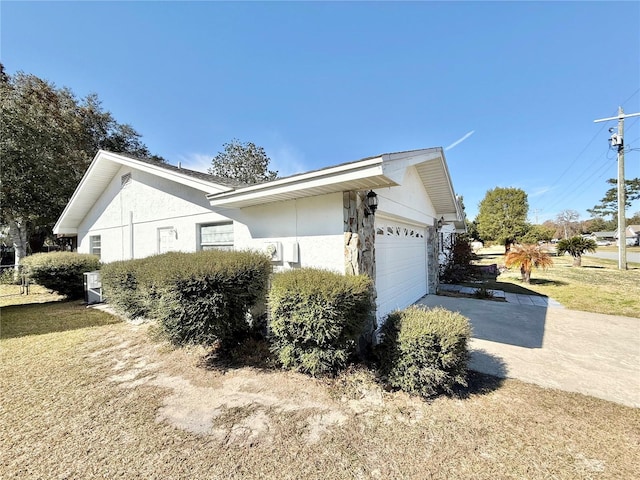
[532,89,640,218]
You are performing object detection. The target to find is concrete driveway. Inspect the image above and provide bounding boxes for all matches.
[415,295,640,408]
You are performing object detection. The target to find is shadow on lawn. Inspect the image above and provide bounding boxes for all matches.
[0,300,121,340]
[527,278,568,287]
[197,336,276,372]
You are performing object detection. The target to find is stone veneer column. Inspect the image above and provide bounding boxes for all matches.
[343,191,377,346]
[426,225,439,294]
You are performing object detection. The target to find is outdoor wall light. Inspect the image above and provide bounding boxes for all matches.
[364,190,378,217]
[436,216,445,229]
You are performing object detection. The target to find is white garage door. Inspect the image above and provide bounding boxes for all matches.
[375,219,428,321]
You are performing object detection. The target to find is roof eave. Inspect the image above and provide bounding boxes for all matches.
[207,157,390,208]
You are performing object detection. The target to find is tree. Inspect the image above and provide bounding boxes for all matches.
[209,139,278,184]
[556,236,597,267]
[556,209,581,239]
[505,243,553,283]
[0,65,160,272]
[583,217,615,233]
[587,178,640,219]
[520,224,555,244]
[476,187,529,252]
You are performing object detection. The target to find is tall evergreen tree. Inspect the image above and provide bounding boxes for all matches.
[476,187,529,252]
[0,64,161,268]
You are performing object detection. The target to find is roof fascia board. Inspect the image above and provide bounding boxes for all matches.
[207,157,384,204]
[380,148,443,183]
[99,151,233,195]
[54,150,233,235]
[53,150,104,234]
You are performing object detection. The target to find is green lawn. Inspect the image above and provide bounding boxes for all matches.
[1,299,639,479]
[468,247,640,317]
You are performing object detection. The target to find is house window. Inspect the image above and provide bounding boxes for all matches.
[89,235,101,258]
[199,222,234,251]
[158,227,176,254]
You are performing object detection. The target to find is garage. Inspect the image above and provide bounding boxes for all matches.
[374,217,428,322]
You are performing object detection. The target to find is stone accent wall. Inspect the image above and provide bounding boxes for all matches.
[426,225,439,294]
[343,191,377,346]
[343,192,375,279]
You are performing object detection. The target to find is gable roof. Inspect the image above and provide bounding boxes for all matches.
[207,147,463,221]
[54,150,240,235]
[592,231,617,238]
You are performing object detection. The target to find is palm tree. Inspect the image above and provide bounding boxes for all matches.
[505,244,554,283]
[556,236,597,267]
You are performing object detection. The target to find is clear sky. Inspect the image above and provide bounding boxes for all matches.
[2,1,639,223]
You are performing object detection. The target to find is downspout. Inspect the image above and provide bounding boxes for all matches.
[129,211,134,259]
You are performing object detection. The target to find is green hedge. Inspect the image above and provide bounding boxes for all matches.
[100,250,272,346]
[21,252,101,298]
[376,306,471,398]
[268,268,373,377]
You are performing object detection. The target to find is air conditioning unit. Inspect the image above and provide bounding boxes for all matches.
[83,270,103,304]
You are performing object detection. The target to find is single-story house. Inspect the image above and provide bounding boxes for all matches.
[54,148,464,325]
[614,225,640,246]
[590,231,617,244]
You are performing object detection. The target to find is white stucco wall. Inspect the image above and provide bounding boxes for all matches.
[231,192,345,273]
[374,166,438,226]
[78,169,345,272]
[77,166,233,262]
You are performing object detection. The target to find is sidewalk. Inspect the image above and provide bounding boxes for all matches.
[437,283,564,308]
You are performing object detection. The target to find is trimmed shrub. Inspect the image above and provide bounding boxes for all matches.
[269,268,373,377]
[21,252,101,298]
[100,250,272,347]
[376,306,471,398]
[100,257,151,318]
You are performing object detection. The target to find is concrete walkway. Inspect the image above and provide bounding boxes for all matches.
[438,283,564,308]
[415,295,640,408]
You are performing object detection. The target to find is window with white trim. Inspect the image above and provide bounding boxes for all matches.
[199,222,234,251]
[89,235,101,258]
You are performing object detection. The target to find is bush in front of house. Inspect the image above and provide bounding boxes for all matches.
[21,252,101,298]
[439,234,477,284]
[101,250,272,347]
[268,268,373,377]
[376,305,471,398]
[100,257,151,318]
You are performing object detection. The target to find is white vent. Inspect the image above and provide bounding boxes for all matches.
[121,172,132,186]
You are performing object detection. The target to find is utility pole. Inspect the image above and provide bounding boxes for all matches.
[532,208,540,225]
[594,107,640,270]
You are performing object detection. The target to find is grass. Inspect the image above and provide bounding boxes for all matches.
[468,246,640,317]
[2,299,639,479]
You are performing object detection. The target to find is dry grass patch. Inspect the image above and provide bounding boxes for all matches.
[0,282,65,307]
[1,301,639,479]
[472,247,640,317]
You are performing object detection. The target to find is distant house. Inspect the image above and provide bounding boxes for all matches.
[614,225,640,247]
[590,231,616,245]
[54,148,464,324]
[629,225,640,246]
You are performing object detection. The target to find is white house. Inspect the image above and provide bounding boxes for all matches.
[54,148,464,324]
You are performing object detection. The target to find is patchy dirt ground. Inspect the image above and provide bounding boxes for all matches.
[83,323,417,448]
[3,302,639,479]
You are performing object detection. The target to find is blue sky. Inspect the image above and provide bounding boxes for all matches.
[2,1,639,223]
